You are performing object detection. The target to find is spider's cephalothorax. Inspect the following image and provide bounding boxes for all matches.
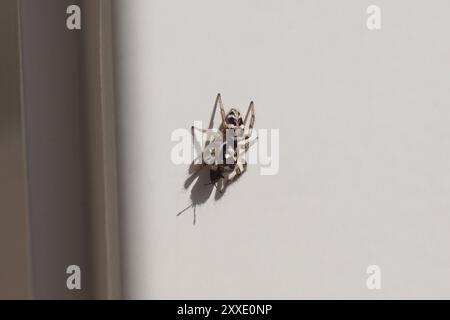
[192,93,256,192]
[224,108,244,129]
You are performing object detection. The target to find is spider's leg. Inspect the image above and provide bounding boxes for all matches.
[209,93,227,129]
[193,126,222,145]
[228,168,238,180]
[177,203,193,216]
[243,101,255,139]
[191,125,209,160]
[233,137,253,176]
[193,205,197,225]
[234,157,247,176]
[216,93,227,126]
[236,136,258,166]
[217,177,227,193]
[240,135,258,152]
[191,126,209,137]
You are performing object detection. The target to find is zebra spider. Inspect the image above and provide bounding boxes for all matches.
[177,94,257,224]
[191,93,257,193]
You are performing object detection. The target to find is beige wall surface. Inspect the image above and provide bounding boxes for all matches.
[19,0,119,299]
[1,0,119,299]
[80,0,121,299]
[20,0,90,299]
[0,0,32,299]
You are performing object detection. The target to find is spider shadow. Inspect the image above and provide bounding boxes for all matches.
[177,161,243,224]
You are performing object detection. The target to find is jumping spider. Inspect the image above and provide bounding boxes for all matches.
[177,94,257,224]
[191,93,257,193]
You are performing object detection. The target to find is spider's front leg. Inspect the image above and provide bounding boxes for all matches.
[228,158,247,181]
[191,125,209,135]
[191,126,209,163]
[243,100,255,139]
[192,126,221,156]
[237,135,258,160]
[216,93,227,127]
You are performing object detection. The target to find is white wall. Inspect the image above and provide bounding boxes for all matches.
[113,0,450,299]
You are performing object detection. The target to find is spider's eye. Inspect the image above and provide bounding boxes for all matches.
[227,117,236,126]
